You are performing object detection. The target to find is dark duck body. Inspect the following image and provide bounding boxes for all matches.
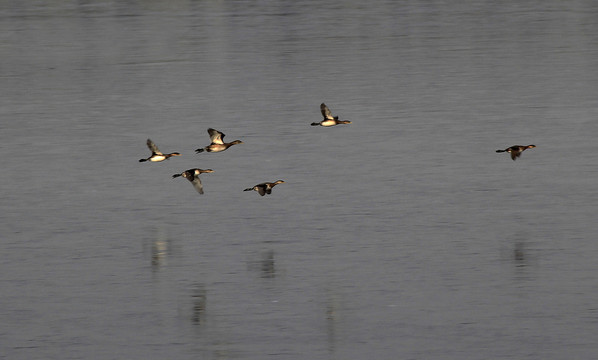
[139,139,181,162]
[173,168,214,194]
[195,128,243,153]
[311,103,351,127]
[244,180,285,196]
[496,145,536,161]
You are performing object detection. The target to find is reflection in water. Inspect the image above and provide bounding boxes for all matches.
[510,232,530,269]
[191,284,207,325]
[325,291,340,354]
[501,232,535,282]
[512,239,534,282]
[513,241,527,267]
[326,299,337,354]
[152,239,168,269]
[260,250,275,278]
[247,250,276,278]
[147,227,170,270]
[500,232,531,268]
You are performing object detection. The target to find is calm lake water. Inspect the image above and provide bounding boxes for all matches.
[2,1,598,359]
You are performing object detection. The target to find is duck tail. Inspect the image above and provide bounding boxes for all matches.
[195,148,205,153]
[139,158,147,162]
[310,122,320,126]
[244,188,253,191]
[172,173,182,178]
[495,149,505,153]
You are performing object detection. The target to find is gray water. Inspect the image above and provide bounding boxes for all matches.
[2,1,598,359]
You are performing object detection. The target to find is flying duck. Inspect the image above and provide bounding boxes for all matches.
[496,145,536,161]
[195,128,243,153]
[139,139,181,162]
[172,168,214,194]
[311,103,351,127]
[244,180,285,196]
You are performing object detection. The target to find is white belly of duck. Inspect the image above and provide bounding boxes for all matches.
[319,120,338,127]
[150,155,167,162]
[207,144,228,152]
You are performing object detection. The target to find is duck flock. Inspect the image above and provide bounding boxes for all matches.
[140,103,535,196]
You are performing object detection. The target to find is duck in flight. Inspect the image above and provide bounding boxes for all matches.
[496,145,536,161]
[311,103,351,127]
[172,168,214,194]
[139,139,181,162]
[244,180,285,196]
[195,128,243,153]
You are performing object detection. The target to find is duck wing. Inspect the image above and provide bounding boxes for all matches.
[320,103,334,120]
[208,128,225,145]
[511,151,521,160]
[146,139,163,155]
[257,184,266,196]
[190,176,204,194]
[179,169,204,194]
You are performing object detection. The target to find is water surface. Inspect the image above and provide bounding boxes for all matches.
[2,1,598,359]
